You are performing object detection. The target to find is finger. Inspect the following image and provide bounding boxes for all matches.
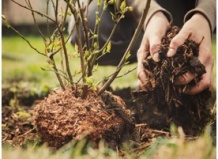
[137,62,153,91]
[186,74,212,95]
[138,80,146,91]
[175,71,197,85]
[148,35,162,62]
[187,58,213,95]
[137,34,149,62]
[137,72,148,91]
[167,32,191,57]
[197,43,213,71]
[137,68,147,85]
[138,79,153,91]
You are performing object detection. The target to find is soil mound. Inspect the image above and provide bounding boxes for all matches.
[34,87,134,148]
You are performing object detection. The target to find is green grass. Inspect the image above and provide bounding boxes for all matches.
[2,127,215,159]
[2,35,138,89]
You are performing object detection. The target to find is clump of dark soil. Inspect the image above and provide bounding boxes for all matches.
[34,87,135,149]
[133,26,214,135]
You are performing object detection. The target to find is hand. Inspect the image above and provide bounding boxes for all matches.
[167,13,214,95]
[137,12,170,90]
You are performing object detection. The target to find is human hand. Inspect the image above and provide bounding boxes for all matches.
[137,12,170,90]
[167,13,214,95]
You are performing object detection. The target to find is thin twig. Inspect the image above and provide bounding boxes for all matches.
[50,56,66,89]
[26,0,47,42]
[89,2,126,75]
[98,0,151,95]
[77,0,90,51]
[2,17,45,56]
[18,128,36,137]
[115,66,136,78]
[54,0,74,88]
[68,0,88,97]
[46,0,51,37]
[11,0,56,23]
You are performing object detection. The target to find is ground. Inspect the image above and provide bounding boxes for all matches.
[2,26,216,158]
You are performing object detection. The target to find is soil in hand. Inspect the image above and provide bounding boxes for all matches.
[133,26,214,136]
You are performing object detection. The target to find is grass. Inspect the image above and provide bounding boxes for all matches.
[2,127,215,159]
[2,35,138,90]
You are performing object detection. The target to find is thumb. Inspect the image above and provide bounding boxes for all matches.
[167,32,191,57]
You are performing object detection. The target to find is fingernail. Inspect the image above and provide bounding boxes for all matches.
[153,53,160,62]
[167,48,176,57]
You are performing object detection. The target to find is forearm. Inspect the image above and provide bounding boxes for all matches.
[184,0,216,35]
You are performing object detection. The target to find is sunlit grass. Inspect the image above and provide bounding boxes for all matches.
[2,127,215,159]
[2,35,138,89]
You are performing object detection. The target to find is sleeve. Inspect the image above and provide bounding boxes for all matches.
[125,0,172,30]
[184,0,216,34]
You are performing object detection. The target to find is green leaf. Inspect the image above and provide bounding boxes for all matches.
[84,50,90,59]
[108,0,115,5]
[93,34,98,39]
[106,41,111,52]
[97,0,102,6]
[125,51,131,60]
[120,1,126,11]
[16,111,31,119]
[96,17,100,25]
[93,42,98,49]
[93,64,99,71]
[103,0,108,10]
[128,6,133,12]
[85,76,94,86]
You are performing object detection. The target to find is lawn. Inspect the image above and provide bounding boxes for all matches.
[2,35,138,90]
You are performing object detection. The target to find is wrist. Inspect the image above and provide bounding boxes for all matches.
[184,11,213,36]
[190,13,211,36]
[147,11,170,27]
[143,10,171,31]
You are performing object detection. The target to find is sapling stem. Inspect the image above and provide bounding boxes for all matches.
[98,0,151,95]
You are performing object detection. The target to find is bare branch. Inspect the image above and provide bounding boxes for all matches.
[11,0,56,23]
[2,17,45,56]
[25,0,47,42]
[98,0,151,95]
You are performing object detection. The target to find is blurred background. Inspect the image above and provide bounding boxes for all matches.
[2,0,138,93]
